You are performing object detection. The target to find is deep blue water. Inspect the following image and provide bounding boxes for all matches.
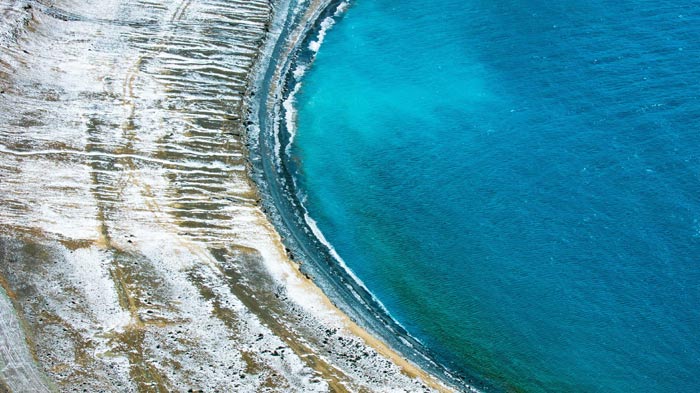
[291,0,700,391]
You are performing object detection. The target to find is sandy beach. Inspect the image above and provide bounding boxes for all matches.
[0,0,456,391]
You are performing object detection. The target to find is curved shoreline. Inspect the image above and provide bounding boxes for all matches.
[245,0,483,391]
[0,0,468,390]
[0,0,474,390]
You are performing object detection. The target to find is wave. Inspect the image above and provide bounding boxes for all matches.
[282,73,302,157]
[302,211,403,327]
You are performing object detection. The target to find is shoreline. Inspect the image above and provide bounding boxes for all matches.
[0,0,466,391]
[245,0,481,391]
[254,214,456,392]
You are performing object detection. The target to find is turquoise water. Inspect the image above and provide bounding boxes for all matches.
[291,1,700,391]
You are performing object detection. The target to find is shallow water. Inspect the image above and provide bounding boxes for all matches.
[291,0,700,391]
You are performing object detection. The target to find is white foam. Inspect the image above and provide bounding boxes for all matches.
[272,105,283,172]
[303,212,398,323]
[292,64,307,80]
[308,16,336,53]
[335,1,350,16]
[283,81,303,156]
[307,1,349,53]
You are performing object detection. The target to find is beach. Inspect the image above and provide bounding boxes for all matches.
[0,0,456,391]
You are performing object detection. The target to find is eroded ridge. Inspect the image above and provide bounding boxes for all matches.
[0,0,449,391]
